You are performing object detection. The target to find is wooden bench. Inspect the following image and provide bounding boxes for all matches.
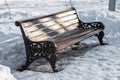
[15,7,106,72]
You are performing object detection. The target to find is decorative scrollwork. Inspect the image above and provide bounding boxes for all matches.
[25,41,56,65]
[29,41,56,60]
[18,40,57,71]
[79,21,104,30]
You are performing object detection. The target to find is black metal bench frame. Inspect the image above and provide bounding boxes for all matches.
[15,7,106,72]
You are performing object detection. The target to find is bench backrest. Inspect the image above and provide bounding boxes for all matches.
[16,8,80,42]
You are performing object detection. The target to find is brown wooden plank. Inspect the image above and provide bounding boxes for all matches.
[22,17,52,27]
[38,14,77,27]
[51,28,80,41]
[22,13,77,27]
[25,18,79,33]
[56,29,103,51]
[29,29,66,41]
[19,8,75,23]
[55,28,97,43]
[27,23,79,39]
[22,10,76,27]
[29,23,79,41]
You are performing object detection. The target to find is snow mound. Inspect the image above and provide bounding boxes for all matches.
[0,64,17,80]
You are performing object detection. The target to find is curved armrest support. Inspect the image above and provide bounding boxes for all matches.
[79,21,105,30]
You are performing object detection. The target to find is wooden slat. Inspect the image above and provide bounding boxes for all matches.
[32,11,76,23]
[56,29,103,51]
[25,18,79,33]
[29,23,79,41]
[29,29,66,41]
[37,14,77,27]
[22,22,33,27]
[27,23,78,38]
[65,23,79,30]
[22,12,77,27]
[22,17,52,27]
[51,28,80,41]
[20,8,75,23]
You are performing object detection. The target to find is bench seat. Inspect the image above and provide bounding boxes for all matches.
[48,27,102,51]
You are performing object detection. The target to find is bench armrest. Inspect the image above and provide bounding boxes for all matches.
[79,21,105,30]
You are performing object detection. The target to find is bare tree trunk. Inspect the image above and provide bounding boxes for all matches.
[109,0,116,11]
[4,0,12,19]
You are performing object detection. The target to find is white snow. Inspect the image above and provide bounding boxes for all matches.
[0,0,120,80]
[0,64,17,80]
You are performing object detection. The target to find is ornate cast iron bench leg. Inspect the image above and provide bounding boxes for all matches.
[18,41,58,72]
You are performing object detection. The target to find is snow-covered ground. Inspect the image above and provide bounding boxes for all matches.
[0,0,120,80]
